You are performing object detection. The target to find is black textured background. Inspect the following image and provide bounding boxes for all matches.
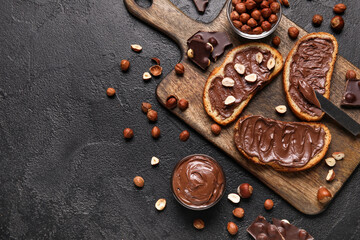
[1,0,359,239]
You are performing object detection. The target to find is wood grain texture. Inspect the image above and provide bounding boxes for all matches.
[124,0,360,215]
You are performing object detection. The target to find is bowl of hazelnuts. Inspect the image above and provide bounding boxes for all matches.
[227,0,282,39]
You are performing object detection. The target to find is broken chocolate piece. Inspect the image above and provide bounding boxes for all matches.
[247,216,284,240]
[341,79,360,107]
[273,218,314,240]
[192,0,209,14]
[187,38,212,70]
[188,31,232,61]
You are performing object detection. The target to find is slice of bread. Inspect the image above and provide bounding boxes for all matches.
[283,32,338,121]
[234,115,331,172]
[203,43,284,126]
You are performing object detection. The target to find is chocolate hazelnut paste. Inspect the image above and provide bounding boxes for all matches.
[172,155,225,208]
[208,47,274,119]
[289,38,334,116]
[234,116,326,168]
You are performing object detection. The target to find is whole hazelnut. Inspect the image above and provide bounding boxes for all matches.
[227,222,238,235]
[247,18,258,28]
[123,128,134,139]
[232,20,243,29]
[237,183,253,198]
[232,207,245,218]
[240,13,251,23]
[151,126,161,139]
[270,2,280,13]
[331,16,345,31]
[241,24,252,33]
[260,1,269,9]
[282,0,289,7]
[178,99,189,111]
[230,11,240,21]
[193,219,205,230]
[272,36,281,47]
[211,123,222,135]
[258,16,265,25]
[147,109,158,122]
[245,0,256,10]
[268,14,278,24]
[133,176,144,188]
[235,3,247,14]
[312,14,323,26]
[252,27,264,34]
[106,87,116,97]
[261,8,272,18]
[251,10,262,21]
[346,70,357,80]
[232,0,240,6]
[166,96,177,109]
[141,102,152,113]
[120,59,130,72]
[333,3,347,14]
[317,186,332,204]
[264,199,274,210]
[179,130,190,142]
[174,63,185,75]
[288,26,299,39]
[261,21,272,32]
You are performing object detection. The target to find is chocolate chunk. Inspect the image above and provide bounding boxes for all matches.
[187,38,211,70]
[272,218,314,240]
[341,79,360,107]
[192,0,209,14]
[247,216,284,240]
[188,31,232,62]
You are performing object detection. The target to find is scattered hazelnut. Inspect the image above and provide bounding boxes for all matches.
[178,99,189,111]
[272,36,281,47]
[268,14,278,24]
[275,105,287,114]
[232,208,245,218]
[346,70,357,80]
[261,8,272,18]
[330,16,344,31]
[232,0,240,6]
[225,95,236,105]
[166,96,177,109]
[141,102,152,113]
[235,3,247,14]
[143,72,152,81]
[325,157,336,167]
[282,0,289,7]
[175,63,185,75]
[230,11,240,21]
[151,156,160,166]
[317,186,332,204]
[133,176,144,187]
[228,193,241,204]
[264,199,274,210]
[247,18,258,28]
[260,1,269,8]
[241,24,252,33]
[245,0,256,10]
[227,222,238,235]
[240,13,251,23]
[288,27,299,39]
[131,44,142,52]
[211,123,222,135]
[106,87,116,97]
[270,2,280,13]
[237,183,253,198]
[155,198,166,211]
[232,20,243,29]
[151,126,161,139]
[326,169,336,182]
[312,14,323,26]
[253,27,264,34]
[251,9,262,21]
[333,3,347,14]
[149,65,162,77]
[332,152,345,161]
[151,57,160,65]
[147,110,158,122]
[193,219,205,230]
[120,59,130,72]
[261,21,272,31]
[123,128,134,139]
[179,130,190,142]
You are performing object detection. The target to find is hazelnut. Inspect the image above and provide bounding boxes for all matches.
[151,57,160,65]
[330,16,344,31]
[267,58,276,70]
[193,219,205,230]
[131,44,142,52]
[147,109,158,122]
[252,27,264,34]
[245,0,257,10]
[166,96,177,109]
[325,157,336,167]
[288,26,299,39]
[332,152,345,161]
[260,1,269,8]
[151,156,160,166]
[151,126,161,139]
[261,21,272,31]
[230,11,240,21]
[133,176,144,187]
[261,8,272,18]
[333,3,346,14]
[240,13,251,23]
[317,186,332,204]
[155,198,166,211]
[106,87,116,97]
[225,95,236,105]
[120,59,130,72]
[258,16,265,25]
[247,18,258,28]
[251,10,262,21]
[346,70,357,80]
[241,24,252,33]
[187,49,194,58]
[326,169,336,182]
[268,14,278,24]
[232,0,240,6]
[178,99,189,111]
[272,36,281,47]
[232,207,244,218]
[270,2,280,13]
[245,73,257,82]
[123,128,134,139]
[179,130,190,142]
[211,123,222,135]
[237,183,253,198]
[149,65,162,77]
[175,63,185,75]
[227,222,238,235]
[275,105,287,114]
[141,102,152,113]
[282,0,289,7]
[235,3,247,14]
[264,199,274,210]
[312,14,323,26]
[232,20,243,29]
[228,193,241,204]
[143,72,151,81]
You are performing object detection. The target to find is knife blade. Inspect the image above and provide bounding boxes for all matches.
[315,91,360,136]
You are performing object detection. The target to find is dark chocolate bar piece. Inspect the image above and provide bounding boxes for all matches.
[192,0,209,14]
[187,38,212,70]
[247,216,284,240]
[272,218,314,240]
[341,79,360,107]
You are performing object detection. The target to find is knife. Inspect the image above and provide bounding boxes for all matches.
[315,91,360,136]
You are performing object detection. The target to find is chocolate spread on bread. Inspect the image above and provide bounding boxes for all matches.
[288,38,334,116]
[208,47,274,119]
[234,116,326,168]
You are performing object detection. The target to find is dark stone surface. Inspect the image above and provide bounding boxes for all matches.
[0,0,359,239]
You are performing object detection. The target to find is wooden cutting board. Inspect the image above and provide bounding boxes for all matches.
[124,0,360,215]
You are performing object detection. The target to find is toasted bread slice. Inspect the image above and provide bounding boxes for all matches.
[283,32,338,121]
[234,115,331,172]
[203,43,283,126]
